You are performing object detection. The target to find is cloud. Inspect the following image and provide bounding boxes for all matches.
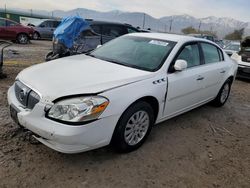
[1,0,250,21]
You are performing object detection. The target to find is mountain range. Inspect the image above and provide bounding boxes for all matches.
[30,8,250,38]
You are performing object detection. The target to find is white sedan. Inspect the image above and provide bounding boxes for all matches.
[8,33,238,153]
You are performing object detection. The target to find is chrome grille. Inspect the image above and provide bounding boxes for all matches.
[14,81,40,109]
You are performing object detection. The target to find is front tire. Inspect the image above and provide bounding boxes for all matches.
[212,79,232,107]
[111,101,155,153]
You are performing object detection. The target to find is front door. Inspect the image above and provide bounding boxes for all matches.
[164,43,205,117]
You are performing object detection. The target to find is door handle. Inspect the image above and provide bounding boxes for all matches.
[196,76,204,81]
[220,70,226,74]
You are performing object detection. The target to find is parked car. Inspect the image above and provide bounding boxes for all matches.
[224,41,241,57]
[46,18,140,61]
[231,37,250,79]
[0,17,34,44]
[33,19,61,40]
[8,33,237,153]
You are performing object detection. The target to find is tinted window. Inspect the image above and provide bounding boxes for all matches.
[90,36,176,71]
[177,44,201,68]
[0,19,5,26]
[102,25,126,37]
[90,25,101,34]
[6,20,18,26]
[41,21,53,28]
[127,27,138,33]
[201,43,220,64]
[53,21,60,28]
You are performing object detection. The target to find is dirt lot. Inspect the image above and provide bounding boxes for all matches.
[0,41,250,188]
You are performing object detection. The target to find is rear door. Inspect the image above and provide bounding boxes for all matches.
[38,21,53,39]
[5,20,19,40]
[0,19,7,39]
[198,42,230,99]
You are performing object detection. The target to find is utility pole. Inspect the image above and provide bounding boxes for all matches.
[198,21,202,32]
[169,17,173,33]
[4,4,7,18]
[30,9,33,16]
[142,13,146,29]
[51,11,54,18]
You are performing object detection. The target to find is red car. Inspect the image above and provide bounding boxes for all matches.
[0,18,34,44]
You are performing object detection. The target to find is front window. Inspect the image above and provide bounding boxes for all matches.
[176,44,201,68]
[89,36,176,71]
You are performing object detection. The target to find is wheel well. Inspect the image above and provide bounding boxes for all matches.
[227,76,234,84]
[34,31,40,37]
[133,96,159,120]
[16,32,29,39]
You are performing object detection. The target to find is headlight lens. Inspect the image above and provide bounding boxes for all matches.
[47,96,109,123]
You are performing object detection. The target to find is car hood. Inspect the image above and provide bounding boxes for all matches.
[17,55,154,101]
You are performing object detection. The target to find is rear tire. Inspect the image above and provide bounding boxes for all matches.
[33,32,40,40]
[212,79,232,107]
[111,101,155,153]
[17,33,29,44]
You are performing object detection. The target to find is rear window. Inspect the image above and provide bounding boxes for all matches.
[53,21,60,28]
[0,19,5,27]
[6,20,18,26]
[90,25,101,34]
[102,25,127,37]
[201,43,220,64]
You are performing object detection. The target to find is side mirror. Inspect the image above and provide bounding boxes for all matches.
[174,60,188,71]
[96,44,102,49]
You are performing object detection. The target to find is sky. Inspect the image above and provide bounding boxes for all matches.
[1,0,250,22]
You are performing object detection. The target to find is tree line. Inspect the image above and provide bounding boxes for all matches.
[181,26,245,40]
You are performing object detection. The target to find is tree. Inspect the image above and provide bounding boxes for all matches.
[182,26,198,34]
[224,28,245,40]
[181,26,217,37]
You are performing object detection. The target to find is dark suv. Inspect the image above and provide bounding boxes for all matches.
[46,20,140,61]
[88,20,139,44]
[33,19,61,40]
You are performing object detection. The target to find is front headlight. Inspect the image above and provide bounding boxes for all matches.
[47,96,109,124]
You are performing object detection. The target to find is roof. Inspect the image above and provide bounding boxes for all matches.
[88,20,133,27]
[128,32,202,43]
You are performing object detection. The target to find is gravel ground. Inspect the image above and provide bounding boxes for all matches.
[0,41,250,188]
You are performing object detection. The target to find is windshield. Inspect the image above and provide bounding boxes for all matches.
[89,36,176,71]
[225,44,240,51]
